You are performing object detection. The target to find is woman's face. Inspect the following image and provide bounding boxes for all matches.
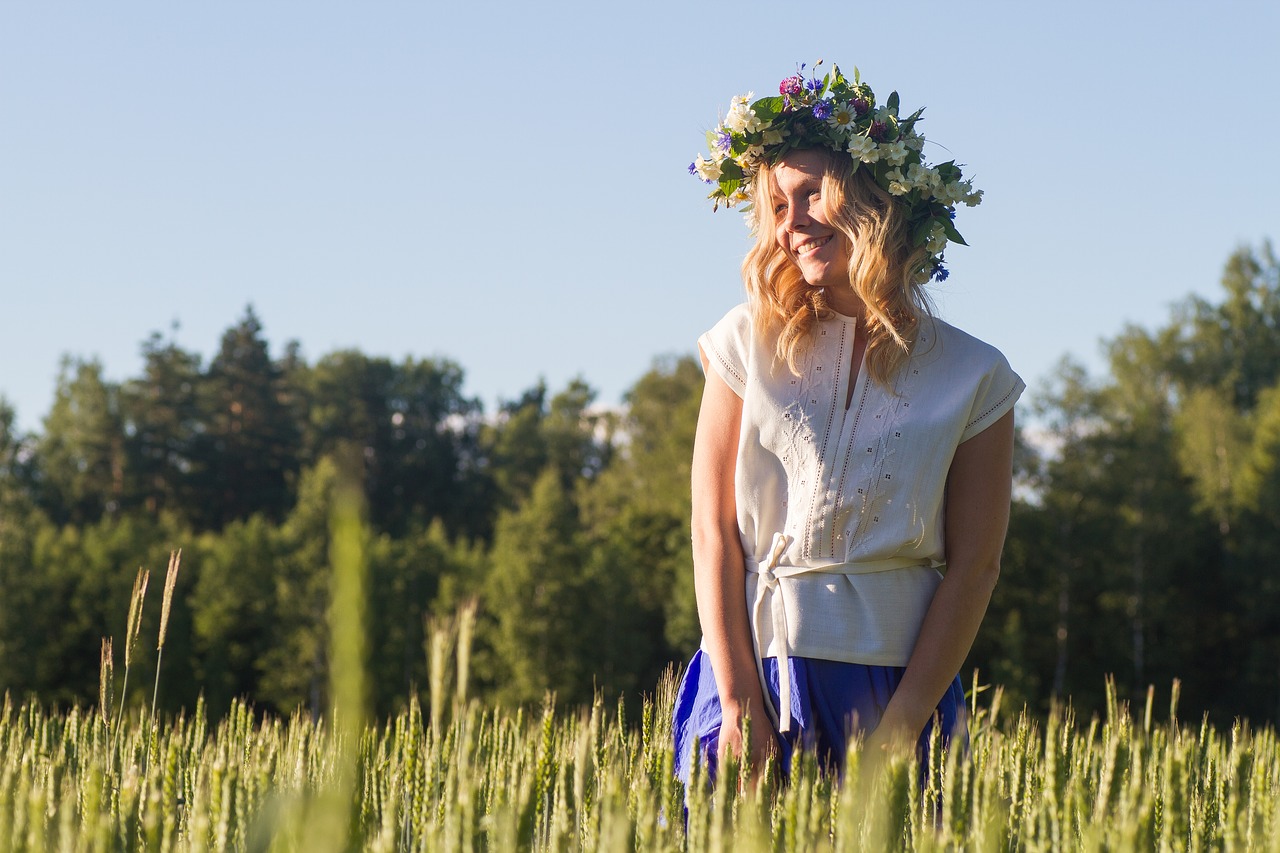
[771,149,852,291]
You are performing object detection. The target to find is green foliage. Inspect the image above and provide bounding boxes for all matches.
[120,329,205,520]
[189,513,282,716]
[37,358,127,525]
[990,242,1280,723]
[16,514,179,707]
[581,355,704,660]
[484,467,594,706]
[195,307,301,528]
[480,378,613,515]
[295,350,488,539]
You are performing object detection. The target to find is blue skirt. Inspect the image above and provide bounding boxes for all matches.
[671,649,966,784]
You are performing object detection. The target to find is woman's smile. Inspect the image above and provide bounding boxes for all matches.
[794,235,833,256]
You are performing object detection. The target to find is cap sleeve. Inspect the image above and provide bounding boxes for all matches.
[960,351,1025,443]
[697,303,752,398]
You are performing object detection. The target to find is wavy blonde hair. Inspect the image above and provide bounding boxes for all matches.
[742,148,933,387]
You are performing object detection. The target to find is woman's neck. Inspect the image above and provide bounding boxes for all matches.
[824,286,864,322]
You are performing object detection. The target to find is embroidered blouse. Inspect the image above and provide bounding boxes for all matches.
[698,303,1024,726]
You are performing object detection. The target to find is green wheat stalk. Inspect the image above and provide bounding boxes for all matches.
[150,549,181,720]
[98,636,113,729]
[113,566,149,747]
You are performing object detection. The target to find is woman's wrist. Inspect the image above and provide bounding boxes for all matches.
[875,696,933,743]
[718,688,765,721]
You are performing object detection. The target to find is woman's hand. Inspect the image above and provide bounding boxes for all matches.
[718,702,778,782]
[861,717,916,757]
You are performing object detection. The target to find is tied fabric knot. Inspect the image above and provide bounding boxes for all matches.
[749,531,795,733]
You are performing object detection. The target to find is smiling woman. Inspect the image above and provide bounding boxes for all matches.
[769,150,853,297]
[674,62,1023,786]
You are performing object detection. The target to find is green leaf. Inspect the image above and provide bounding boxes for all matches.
[887,91,900,114]
[942,218,967,246]
[705,130,718,151]
[721,178,741,199]
[935,161,960,182]
[899,107,925,136]
[719,159,744,181]
[853,65,861,85]
[820,72,830,97]
[752,96,785,122]
[912,217,935,248]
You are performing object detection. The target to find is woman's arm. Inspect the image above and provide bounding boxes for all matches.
[690,349,775,767]
[869,408,1016,747]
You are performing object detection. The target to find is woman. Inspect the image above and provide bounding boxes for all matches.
[674,63,1023,781]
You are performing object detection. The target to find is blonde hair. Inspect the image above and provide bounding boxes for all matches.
[742,149,933,387]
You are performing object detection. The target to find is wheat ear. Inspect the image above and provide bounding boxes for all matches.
[99,637,114,729]
[114,567,149,744]
[151,550,181,719]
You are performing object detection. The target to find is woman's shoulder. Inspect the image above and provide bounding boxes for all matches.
[707,301,753,332]
[698,302,757,396]
[913,315,1015,374]
[700,302,759,356]
[911,315,1026,438]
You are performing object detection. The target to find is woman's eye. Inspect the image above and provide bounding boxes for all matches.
[774,203,787,214]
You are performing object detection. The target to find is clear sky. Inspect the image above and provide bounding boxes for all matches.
[2,1,1277,432]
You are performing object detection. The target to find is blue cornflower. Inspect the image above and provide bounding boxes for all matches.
[933,264,950,282]
[812,101,833,120]
[805,77,823,92]
[715,130,733,154]
[688,161,697,176]
[948,209,956,220]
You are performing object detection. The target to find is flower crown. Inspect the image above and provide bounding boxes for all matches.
[690,62,982,284]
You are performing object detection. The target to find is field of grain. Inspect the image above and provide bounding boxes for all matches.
[5,671,1280,851]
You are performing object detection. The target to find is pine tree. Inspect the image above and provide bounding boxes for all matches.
[195,307,301,528]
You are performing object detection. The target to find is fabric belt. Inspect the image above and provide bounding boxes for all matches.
[743,532,932,733]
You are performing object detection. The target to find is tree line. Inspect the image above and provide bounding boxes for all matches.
[2,244,1279,725]
[0,308,699,719]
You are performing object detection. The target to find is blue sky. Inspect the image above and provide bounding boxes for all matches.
[3,2,1277,432]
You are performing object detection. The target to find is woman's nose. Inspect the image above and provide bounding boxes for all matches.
[782,198,810,231]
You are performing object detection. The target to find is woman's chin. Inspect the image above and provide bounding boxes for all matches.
[799,266,846,290]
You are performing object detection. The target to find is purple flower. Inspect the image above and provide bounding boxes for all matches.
[933,263,950,282]
[812,101,833,120]
[779,76,804,96]
[715,130,733,154]
[851,97,869,117]
[869,120,887,141]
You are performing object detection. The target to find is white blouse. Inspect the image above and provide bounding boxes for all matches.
[699,303,1024,729]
